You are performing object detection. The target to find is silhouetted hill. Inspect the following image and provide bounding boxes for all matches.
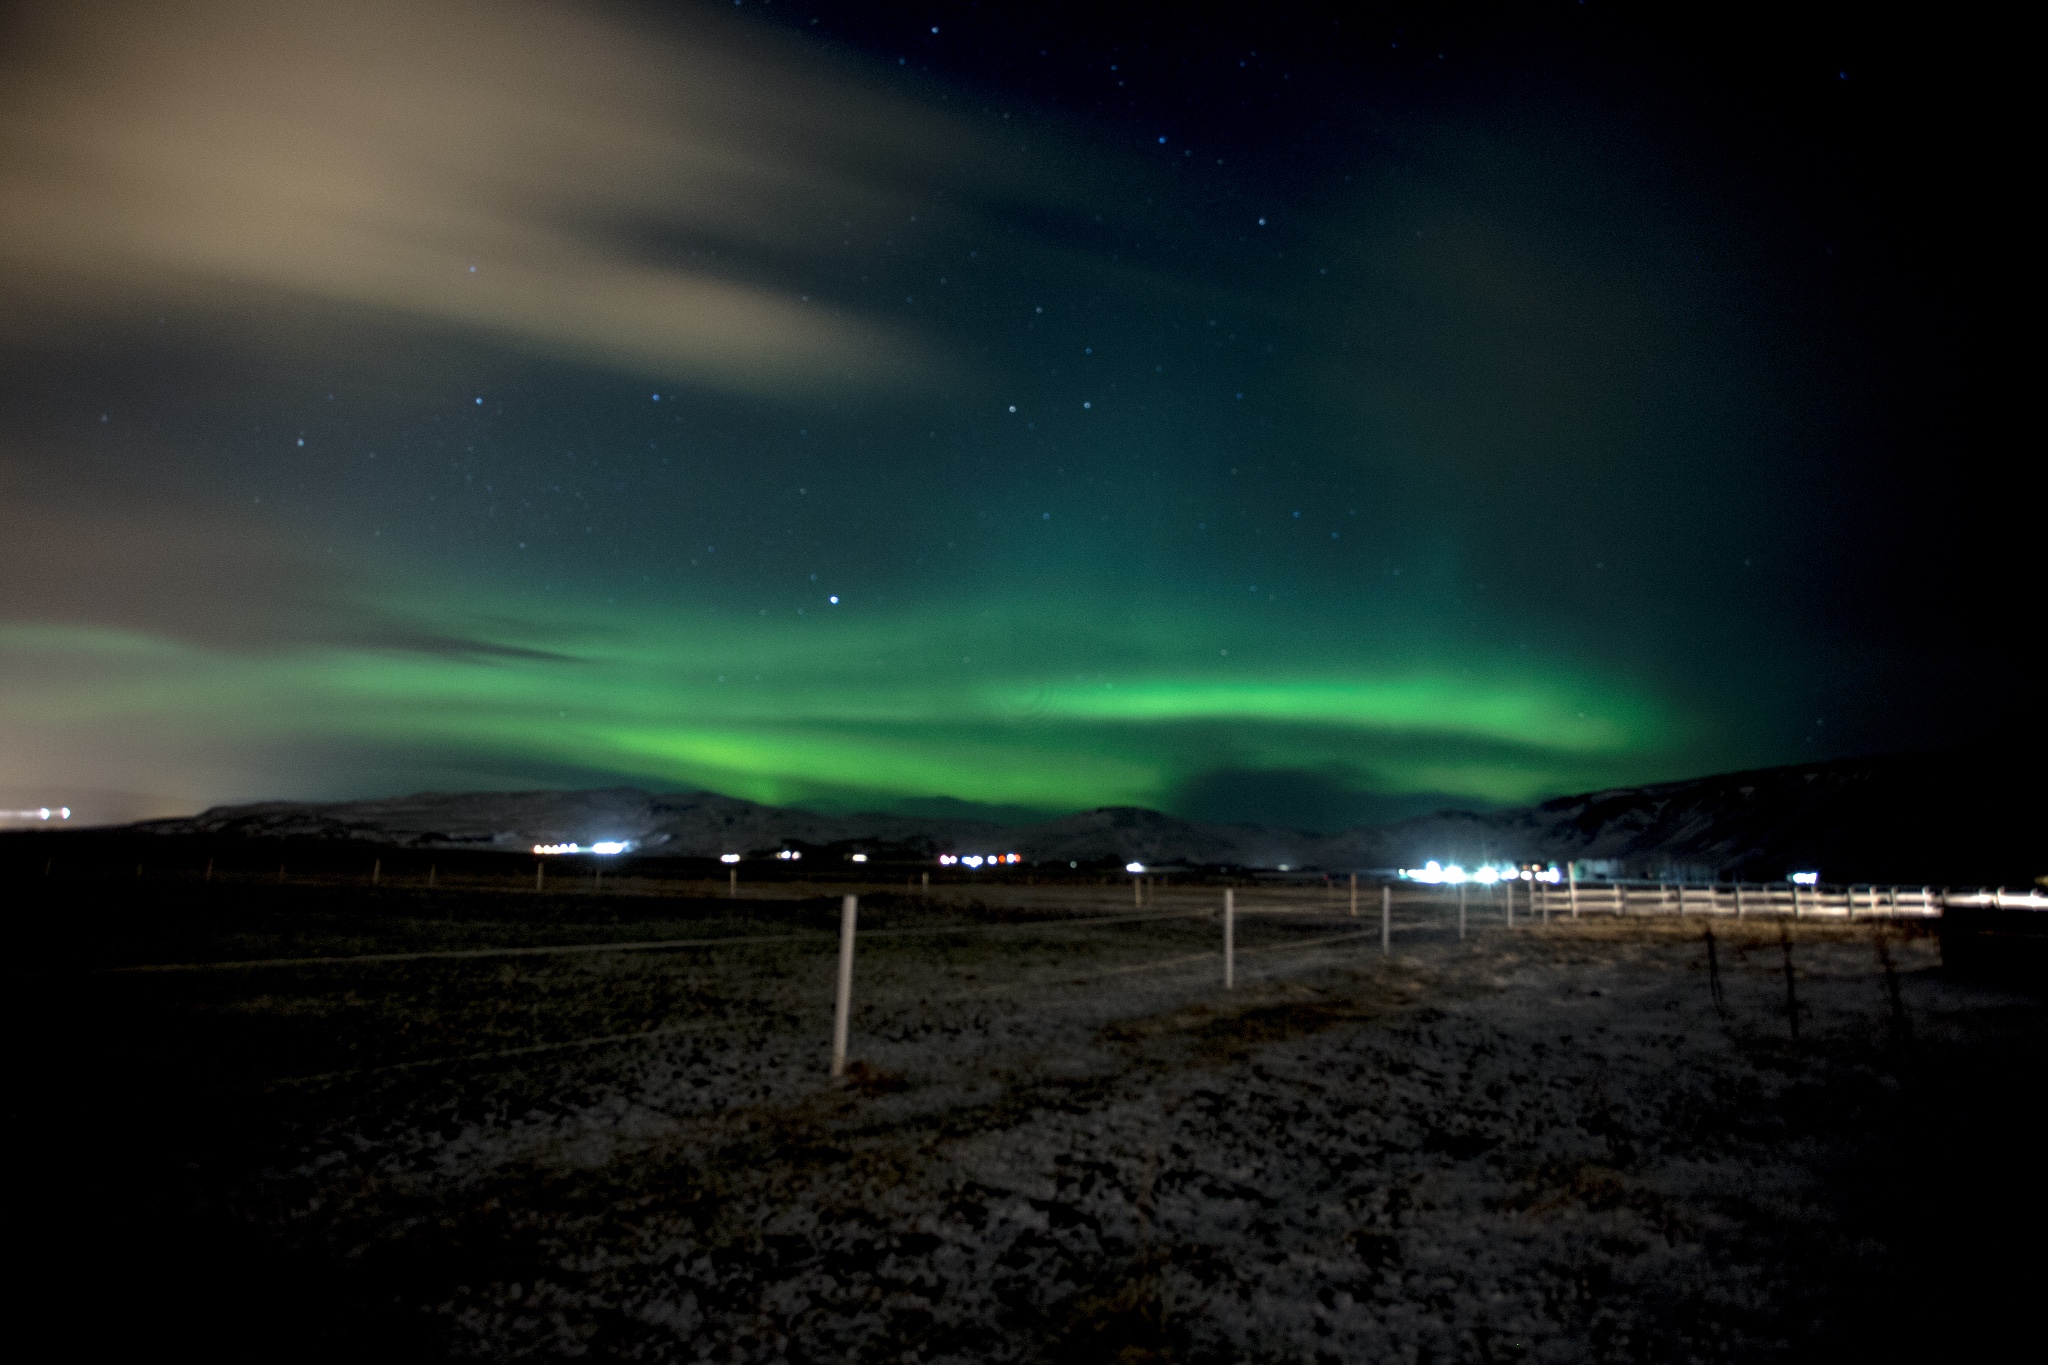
[116,749,2043,884]
[1310,749,2043,884]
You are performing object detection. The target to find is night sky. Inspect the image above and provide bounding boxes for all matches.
[0,1,2024,829]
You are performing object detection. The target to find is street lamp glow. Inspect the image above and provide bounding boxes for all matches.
[4,807,72,821]
[1125,861,1146,874]
[720,853,741,864]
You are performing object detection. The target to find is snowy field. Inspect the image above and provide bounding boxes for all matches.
[50,884,2046,1362]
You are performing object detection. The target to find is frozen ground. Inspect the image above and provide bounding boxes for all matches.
[43,888,2047,1362]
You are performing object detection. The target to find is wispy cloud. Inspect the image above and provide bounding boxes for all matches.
[0,449,569,658]
[0,0,1018,393]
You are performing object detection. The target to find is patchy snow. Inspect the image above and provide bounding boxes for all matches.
[83,907,2026,1361]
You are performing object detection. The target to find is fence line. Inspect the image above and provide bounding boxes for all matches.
[95,907,1223,976]
[937,948,1221,1002]
[97,929,833,975]
[271,1018,731,1089]
[109,878,2032,1093]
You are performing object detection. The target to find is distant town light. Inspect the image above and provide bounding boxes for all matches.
[850,853,868,863]
[589,841,629,856]
[1126,861,1146,874]
[4,806,72,821]
[720,853,741,864]
[533,842,582,855]
[1790,870,1820,885]
[1404,861,1520,885]
[775,849,802,861]
[937,852,1019,869]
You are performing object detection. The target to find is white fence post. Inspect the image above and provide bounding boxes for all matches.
[1735,883,1745,918]
[1505,878,1514,929]
[1567,865,1579,919]
[831,894,858,1079]
[1224,887,1236,988]
[1457,882,1466,941]
[1350,872,1359,917]
[1381,883,1391,955]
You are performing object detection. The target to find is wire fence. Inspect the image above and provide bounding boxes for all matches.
[82,870,2024,1094]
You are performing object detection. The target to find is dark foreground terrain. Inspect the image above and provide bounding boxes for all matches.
[19,877,2044,1361]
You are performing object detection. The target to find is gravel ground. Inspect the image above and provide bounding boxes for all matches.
[40,892,2046,1362]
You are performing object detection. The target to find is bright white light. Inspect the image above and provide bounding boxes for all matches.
[1476,866,1500,885]
[963,855,985,868]
[3,807,73,821]
[775,849,802,861]
[720,853,741,864]
[828,595,839,604]
[533,842,582,855]
[1791,871,1819,885]
[1125,861,1146,874]
[850,853,868,863]
[1538,866,1562,883]
[590,841,629,856]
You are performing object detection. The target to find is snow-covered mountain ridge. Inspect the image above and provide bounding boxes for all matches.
[129,748,2041,884]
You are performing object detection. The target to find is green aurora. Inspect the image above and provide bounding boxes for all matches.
[0,1,2015,828]
[6,583,1676,822]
